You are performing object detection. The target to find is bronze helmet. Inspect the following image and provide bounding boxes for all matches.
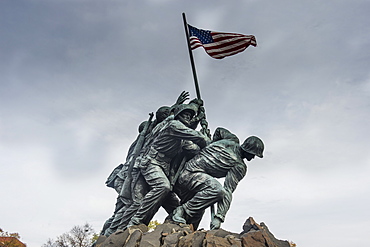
[173,104,197,119]
[241,136,264,158]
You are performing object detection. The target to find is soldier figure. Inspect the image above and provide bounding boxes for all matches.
[172,127,264,230]
[126,103,209,227]
[101,121,147,236]
[101,92,191,235]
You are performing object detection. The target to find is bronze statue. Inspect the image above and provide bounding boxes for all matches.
[100,91,265,236]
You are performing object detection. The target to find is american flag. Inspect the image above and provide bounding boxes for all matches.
[188,24,257,59]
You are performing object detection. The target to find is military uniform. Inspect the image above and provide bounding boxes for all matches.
[129,115,208,225]
[175,127,247,227]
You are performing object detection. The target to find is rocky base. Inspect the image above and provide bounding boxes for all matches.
[94,217,290,247]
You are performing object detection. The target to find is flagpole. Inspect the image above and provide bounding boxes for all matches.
[182,12,202,100]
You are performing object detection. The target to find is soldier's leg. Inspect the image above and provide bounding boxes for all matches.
[162,192,180,215]
[188,209,205,230]
[116,174,150,228]
[173,171,225,223]
[129,164,171,225]
[160,192,180,224]
[104,197,131,235]
[101,177,126,235]
[116,201,141,230]
[183,174,225,217]
[101,216,113,235]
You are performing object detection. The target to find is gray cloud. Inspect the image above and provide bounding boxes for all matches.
[1,1,370,246]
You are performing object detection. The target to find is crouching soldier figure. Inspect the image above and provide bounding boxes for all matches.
[172,127,264,230]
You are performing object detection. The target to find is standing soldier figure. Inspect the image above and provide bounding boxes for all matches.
[126,103,209,228]
[101,92,190,235]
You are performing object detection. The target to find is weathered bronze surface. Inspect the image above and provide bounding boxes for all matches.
[100,92,264,236]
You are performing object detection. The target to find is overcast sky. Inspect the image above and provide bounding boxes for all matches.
[1,0,370,246]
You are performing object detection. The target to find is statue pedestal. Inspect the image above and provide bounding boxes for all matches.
[94,217,291,247]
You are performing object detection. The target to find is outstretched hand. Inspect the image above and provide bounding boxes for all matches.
[210,216,222,230]
[176,91,190,105]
